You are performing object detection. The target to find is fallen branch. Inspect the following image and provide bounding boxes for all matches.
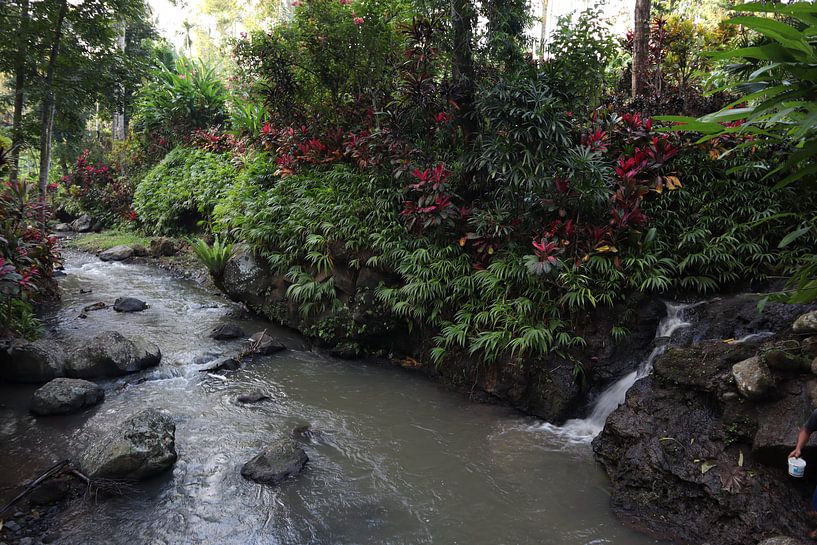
[0,459,69,515]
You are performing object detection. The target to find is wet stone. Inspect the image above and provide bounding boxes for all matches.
[241,439,308,486]
[209,324,245,340]
[113,297,148,313]
[236,391,270,404]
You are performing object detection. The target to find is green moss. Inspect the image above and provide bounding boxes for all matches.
[69,230,153,252]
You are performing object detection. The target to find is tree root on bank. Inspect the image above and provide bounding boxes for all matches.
[0,460,136,516]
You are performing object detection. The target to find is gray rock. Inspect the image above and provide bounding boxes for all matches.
[99,245,134,262]
[764,340,810,373]
[54,223,72,232]
[732,356,775,399]
[70,214,93,233]
[80,408,176,480]
[0,339,65,383]
[131,244,149,257]
[240,439,307,485]
[18,537,32,545]
[209,324,245,340]
[759,538,806,545]
[794,311,817,334]
[811,357,817,375]
[221,248,280,309]
[198,356,239,373]
[803,336,817,357]
[249,331,286,355]
[113,297,148,313]
[236,391,269,404]
[150,237,176,257]
[31,378,104,416]
[65,331,161,378]
[4,520,20,532]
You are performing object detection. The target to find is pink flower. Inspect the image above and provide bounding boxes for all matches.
[339,0,352,4]
[292,0,301,5]
[354,16,364,24]
[178,74,186,79]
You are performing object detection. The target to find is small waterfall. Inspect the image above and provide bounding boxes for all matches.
[538,302,690,443]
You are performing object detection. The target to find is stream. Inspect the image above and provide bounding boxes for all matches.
[0,251,662,545]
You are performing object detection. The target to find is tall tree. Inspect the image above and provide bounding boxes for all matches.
[37,0,68,198]
[632,0,651,97]
[10,0,30,183]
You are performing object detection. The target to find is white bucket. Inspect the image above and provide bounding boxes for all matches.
[789,457,806,478]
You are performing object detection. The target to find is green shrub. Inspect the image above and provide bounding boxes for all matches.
[192,238,235,281]
[132,57,228,147]
[133,146,237,235]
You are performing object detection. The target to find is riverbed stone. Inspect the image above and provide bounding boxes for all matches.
[249,331,286,355]
[221,248,281,309]
[150,237,176,257]
[70,214,93,233]
[54,223,72,232]
[209,323,245,340]
[113,297,148,313]
[236,391,270,404]
[240,439,307,485]
[794,311,817,334]
[131,244,149,257]
[0,339,65,383]
[732,355,775,399]
[31,378,104,416]
[99,245,134,262]
[65,331,161,378]
[80,408,177,481]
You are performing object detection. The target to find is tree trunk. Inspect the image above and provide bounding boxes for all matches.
[539,0,550,58]
[451,0,477,146]
[112,22,126,141]
[10,0,30,183]
[631,0,651,97]
[38,0,68,198]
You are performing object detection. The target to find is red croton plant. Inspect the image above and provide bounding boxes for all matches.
[529,111,681,273]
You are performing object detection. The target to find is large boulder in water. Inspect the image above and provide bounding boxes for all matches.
[0,339,65,383]
[241,439,308,485]
[80,408,177,481]
[99,245,134,262]
[209,323,245,340]
[65,331,161,378]
[249,331,286,355]
[113,297,148,313]
[31,378,104,416]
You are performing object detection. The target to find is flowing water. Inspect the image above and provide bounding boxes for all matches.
[0,251,662,545]
[537,303,691,443]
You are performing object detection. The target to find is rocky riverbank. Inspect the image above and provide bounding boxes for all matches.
[593,308,817,544]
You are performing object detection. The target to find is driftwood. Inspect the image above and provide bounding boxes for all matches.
[0,460,137,515]
[0,459,69,515]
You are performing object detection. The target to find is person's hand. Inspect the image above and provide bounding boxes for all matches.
[790,448,802,458]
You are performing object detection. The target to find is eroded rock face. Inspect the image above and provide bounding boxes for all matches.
[31,378,104,416]
[220,249,279,310]
[593,339,814,545]
[0,339,65,383]
[80,408,177,481]
[99,245,134,262]
[65,331,161,378]
[240,439,307,485]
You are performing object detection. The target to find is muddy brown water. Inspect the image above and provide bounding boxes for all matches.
[0,251,662,545]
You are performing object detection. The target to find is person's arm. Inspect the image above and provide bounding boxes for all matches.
[790,427,811,458]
